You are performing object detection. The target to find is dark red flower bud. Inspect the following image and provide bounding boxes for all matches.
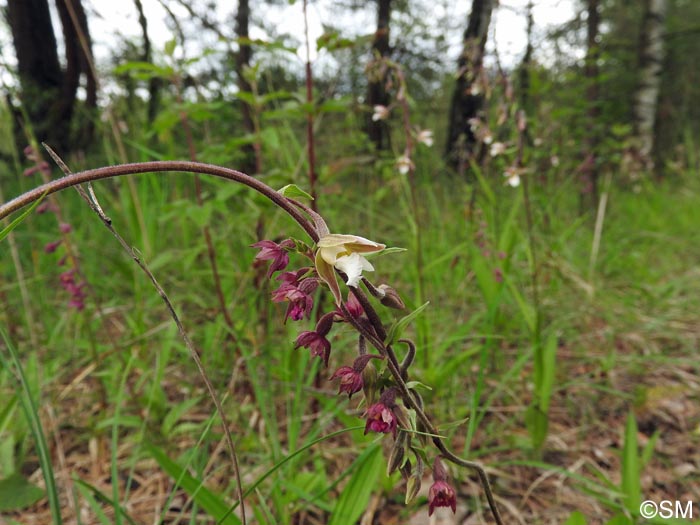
[44,240,62,253]
[427,480,457,516]
[345,292,364,318]
[428,457,457,516]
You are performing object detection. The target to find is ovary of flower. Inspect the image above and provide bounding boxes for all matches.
[417,129,434,147]
[315,234,385,305]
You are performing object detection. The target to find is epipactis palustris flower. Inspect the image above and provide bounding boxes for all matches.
[315,234,385,305]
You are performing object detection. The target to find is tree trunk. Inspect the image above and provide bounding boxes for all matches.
[519,1,534,113]
[55,0,97,146]
[133,0,160,123]
[7,0,96,152]
[581,0,600,210]
[6,0,65,148]
[446,0,494,170]
[633,0,668,168]
[235,0,258,174]
[366,0,392,151]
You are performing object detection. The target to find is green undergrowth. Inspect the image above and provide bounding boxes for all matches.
[1,140,699,523]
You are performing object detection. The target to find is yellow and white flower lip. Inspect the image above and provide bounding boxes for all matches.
[315,234,385,305]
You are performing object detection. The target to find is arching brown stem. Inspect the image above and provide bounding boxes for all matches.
[0,161,320,243]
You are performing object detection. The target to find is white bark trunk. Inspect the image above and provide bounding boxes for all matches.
[633,0,669,161]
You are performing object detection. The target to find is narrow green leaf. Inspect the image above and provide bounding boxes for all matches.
[505,278,536,333]
[0,192,47,242]
[144,443,241,525]
[621,412,641,513]
[364,246,406,259]
[539,332,558,413]
[0,329,62,524]
[640,429,660,470]
[328,444,382,525]
[72,478,140,525]
[385,302,429,346]
[74,480,112,525]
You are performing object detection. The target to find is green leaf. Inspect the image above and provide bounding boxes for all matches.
[606,514,633,525]
[524,405,548,450]
[0,329,62,524]
[0,474,44,511]
[621,412,641,513]
[385,302,430,346]
[538,332,558,414]
[144,443,241,525]
[565,510,588,525]
[161,397,202,435]
[640,429,660,470]
[364,246,406,259]
[0,191,47,243]
[328,444,382,525]
[278,184,314,201]
[164,39,177,57]
[404,381,432,391]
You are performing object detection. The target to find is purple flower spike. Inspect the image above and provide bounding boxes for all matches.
[251,239,294,277]
[295,330,331,365]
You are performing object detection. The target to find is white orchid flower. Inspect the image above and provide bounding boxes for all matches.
[372,105,390,121]
[504,166,525,187]
[315,234,385,305]
[490,142,506,157]
[396,155,413,175]
[417,129,434,147]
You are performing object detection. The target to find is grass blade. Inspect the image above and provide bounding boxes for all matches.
[144,442,242,525]
[0,328,62,525]
[328,443,382,525]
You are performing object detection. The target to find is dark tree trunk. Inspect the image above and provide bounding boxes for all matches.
[7,0,96,152]
[581,0,600,210]
[134,0,160,123]
[55,0,97,147]
[6,0,65,148]
[519,1,534,113]
[235,0,258,174]
[366,0,392,151]
[446,0,494,170]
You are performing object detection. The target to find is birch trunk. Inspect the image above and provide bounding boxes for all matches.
[633,0,669,164]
